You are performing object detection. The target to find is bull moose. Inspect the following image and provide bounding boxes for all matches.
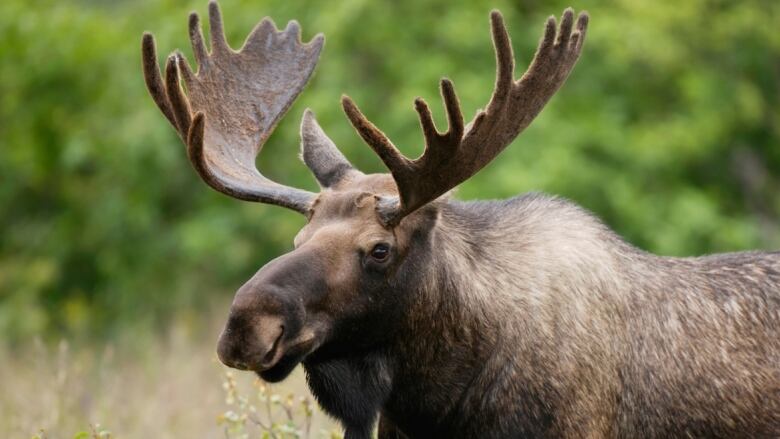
[141,2,780,438]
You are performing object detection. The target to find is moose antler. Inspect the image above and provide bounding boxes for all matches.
[141,1,323,213]
[342,8,588,225]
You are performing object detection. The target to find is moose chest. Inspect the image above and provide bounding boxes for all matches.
[303,351,392,438]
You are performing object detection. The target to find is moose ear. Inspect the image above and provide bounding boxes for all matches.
[300,109,359,188]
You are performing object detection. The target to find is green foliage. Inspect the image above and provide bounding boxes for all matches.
[1,0,779,340]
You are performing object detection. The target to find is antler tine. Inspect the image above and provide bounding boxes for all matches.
[480,10,514,127]
[414,78,465,155]
[188,12,208,68]
[556,8,575,48]
[344,8,589,226]
[164,55,192,136]
[207,0,230,54]
[141,33,178,135]
[141,1,323,213]
[573,12,589,52]
[341,96,411,173]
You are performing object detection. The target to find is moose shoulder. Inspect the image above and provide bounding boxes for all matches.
[142,2,780,438]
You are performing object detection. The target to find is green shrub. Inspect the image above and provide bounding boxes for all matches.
[2,0,779,341]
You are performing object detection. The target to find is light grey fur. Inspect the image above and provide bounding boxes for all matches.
[390,192,780,437]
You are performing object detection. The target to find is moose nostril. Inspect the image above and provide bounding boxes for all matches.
[262,325,284,366]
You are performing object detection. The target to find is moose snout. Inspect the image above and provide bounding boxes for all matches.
[217,313,286,371]
[216,248,322,373]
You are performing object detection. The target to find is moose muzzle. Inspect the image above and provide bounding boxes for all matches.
[216,247,327,382]
[217,312,286,371]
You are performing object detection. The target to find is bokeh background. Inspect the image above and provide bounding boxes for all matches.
[1,0,779,437]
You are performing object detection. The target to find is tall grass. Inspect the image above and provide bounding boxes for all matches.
[0,317,340,439]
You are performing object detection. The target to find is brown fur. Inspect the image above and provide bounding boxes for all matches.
[378,192,780,438]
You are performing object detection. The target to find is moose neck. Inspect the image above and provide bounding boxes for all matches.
[382,195,638,436]
[380,200,520,433]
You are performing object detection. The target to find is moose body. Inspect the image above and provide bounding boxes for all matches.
[142,2,780,437]
[304,192,780,438]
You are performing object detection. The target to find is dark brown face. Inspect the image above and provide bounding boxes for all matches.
[217,175,418,382]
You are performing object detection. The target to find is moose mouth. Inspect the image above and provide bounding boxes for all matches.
[256,337,318,383]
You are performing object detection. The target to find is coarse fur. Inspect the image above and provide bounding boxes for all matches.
[302,190,780,438]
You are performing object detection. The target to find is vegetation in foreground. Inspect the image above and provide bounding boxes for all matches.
[0,319,340,439]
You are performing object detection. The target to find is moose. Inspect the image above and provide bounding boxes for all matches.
[141,2,780,438]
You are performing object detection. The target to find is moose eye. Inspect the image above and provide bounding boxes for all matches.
[369,243,390,261]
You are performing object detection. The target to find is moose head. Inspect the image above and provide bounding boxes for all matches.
[141,1,587,384]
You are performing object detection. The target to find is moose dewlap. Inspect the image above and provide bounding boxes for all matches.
[142,2,780,438]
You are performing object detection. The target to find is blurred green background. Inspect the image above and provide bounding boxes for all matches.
[2,0,779,342]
